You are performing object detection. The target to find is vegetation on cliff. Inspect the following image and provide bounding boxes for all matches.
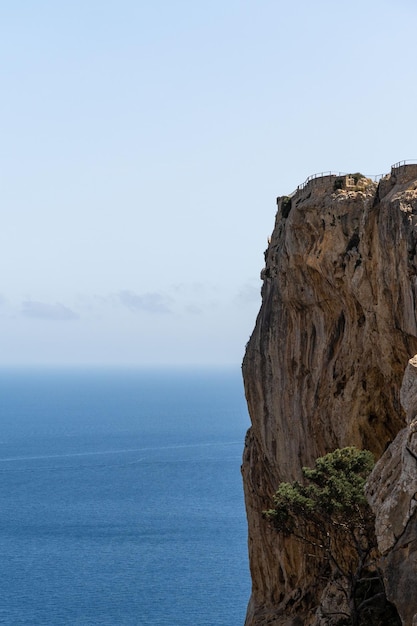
[264,447,401,626]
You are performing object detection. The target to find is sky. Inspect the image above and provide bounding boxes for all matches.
[1,0,417,366]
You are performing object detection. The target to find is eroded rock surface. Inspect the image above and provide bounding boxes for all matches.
[242,167,417,624]
[366,354,417,626]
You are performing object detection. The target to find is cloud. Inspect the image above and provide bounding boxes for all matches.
[171,282,220,296]
[235,283,261,304]
[118,290,173,314]
[185,304,203,316]
[21,301,79,320]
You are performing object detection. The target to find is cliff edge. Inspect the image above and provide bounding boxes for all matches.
[242,165,417,624]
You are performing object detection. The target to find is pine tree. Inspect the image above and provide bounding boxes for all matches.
[264,447,401,625]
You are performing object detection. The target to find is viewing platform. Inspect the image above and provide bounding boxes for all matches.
[277,161,417,209]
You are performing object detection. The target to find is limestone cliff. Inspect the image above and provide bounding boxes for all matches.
[366,355,417,626]
[242,165,417,624]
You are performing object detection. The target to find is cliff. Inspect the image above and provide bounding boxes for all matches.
[242,164,417,624]
[366,355,417,625]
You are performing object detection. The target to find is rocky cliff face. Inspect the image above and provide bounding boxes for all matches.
[366,355,417,626]
[242,166,417,624]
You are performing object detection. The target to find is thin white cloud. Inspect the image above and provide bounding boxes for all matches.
[118,290,173,314]
[235,283,261,304]
[185,304,203,316]
[171,282,220,296]
[21,301,79,321]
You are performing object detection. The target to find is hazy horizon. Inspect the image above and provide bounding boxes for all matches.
[2,0,417,366]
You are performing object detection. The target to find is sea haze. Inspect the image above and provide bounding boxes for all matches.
[0,367,251,625]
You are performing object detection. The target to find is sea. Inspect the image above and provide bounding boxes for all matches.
[0,367,251,625]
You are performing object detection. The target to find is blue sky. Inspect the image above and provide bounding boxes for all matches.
[1,0,417,366]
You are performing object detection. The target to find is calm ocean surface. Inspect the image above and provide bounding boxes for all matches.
[0,367,251,625]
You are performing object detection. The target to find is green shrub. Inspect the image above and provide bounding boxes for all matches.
[265,447,374,530]
[351,172,365,185]
[281,196,292,218]
[264,447,401,626]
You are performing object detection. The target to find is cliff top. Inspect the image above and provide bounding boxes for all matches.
[279,160,417,205]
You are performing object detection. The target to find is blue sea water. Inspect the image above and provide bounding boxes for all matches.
[0,367,251,625]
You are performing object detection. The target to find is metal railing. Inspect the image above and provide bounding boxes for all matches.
[391,160,417,171]
[297,171,342,192]
[289,171,384,197]
[366,173,386,182]
[288,172,342,196]
[285,162,417,199]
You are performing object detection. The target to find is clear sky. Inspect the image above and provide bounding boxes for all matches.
[1,0,417,366]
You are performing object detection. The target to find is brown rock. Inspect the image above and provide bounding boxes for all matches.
[366,355,417,625]
[242,168,417,624]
